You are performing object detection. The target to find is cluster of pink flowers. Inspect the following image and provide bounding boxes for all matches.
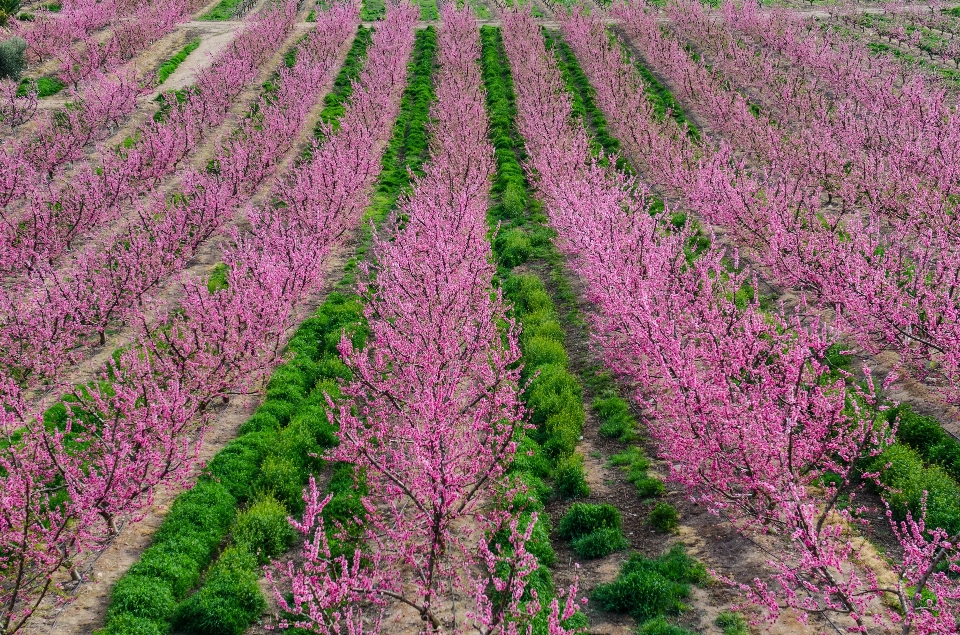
[271,7,583,634]
[0,0,311,393]
[497,5,960,633]
[57,0,211,89]
[609,0,960,408]
[13,0,139,64]
[0,1,412,630]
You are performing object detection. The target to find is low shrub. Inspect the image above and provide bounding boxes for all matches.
[522,336,568,377]
[593,396,635,439]
[638,617,697,635]
[571,526,629,559]
[232,495,293,564]
[127,543,201,598]
[496,228,532,268]
[635,475,666,498]
[554,454,590,498]
[172,548,265,635]
[591,546,705,622]
[107,575,177,623]
[557,502,621,539]
[649,502,679,533]
[254,454,307,513]
[870,443,960,535]
[715,611,749,635]
[507,273,554,316]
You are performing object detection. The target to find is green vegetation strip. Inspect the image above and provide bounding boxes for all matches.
[482,25,710,632]
[174,28,438,635]
[95,28,378,635]
[156,39,201,85]
[199,0,243,21]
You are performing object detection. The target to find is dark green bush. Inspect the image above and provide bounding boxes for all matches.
[870,443,960,535]
[649,502,679,533]
[232,495,293,564]
[638,617,697,635]
[207,431,277,500]
[895,406,960,481]
[127,544,201,598]
[571,526,629,559]
[592,546,704,622]
[715,611,749,635]
[558,502,622,539]
[554,454,590,498]
[239,410,281,435]
[172,548,265,635]
[256,398,297,426]
[0,37,26,80]
[593,396,635,439]
[254,455,307,513]
[496,228,532,268]
[107,575,177,622]
[95,614,165,635]
[592,568,688,621]
[635,475,666,498]
[153,481,236,547]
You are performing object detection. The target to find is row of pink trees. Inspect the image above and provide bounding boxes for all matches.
[0,0,332,392]
[57,0,212,89]
[576,1,960,410]
[271,7,584,634]
[11,0,140,64]
[0,0,298,276]
[0,2,421,632]
[505,6,960,634]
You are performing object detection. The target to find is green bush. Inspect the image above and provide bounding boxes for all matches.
[232,495,293,564]
[895,406,960,481]
[255,455,307,513]
[635,475,666,498]
[870,443,960,535]
[638,617,697,635]
[571,526,629,559]
[593,396,635,439]
[127,544,201,598]
[554,454,590,498]
[153,481,236,547]
[239,410,281,435]
[107,575,177,622]
[522,336,568,376]
[527,364,584,459]
[256,398,297,426]
[558,502,622,539]
[592,546,704,622]
[521,315,565,344]
[502,181,528,218]
[95,614,165,635]
[507,274,554,316]
[172,548,266,635]
[716,611,749,635]
[207,431,277,500]
[496,227,532,268]
[649,502,679,533]
[0,37,26,80]
[592,567,688,621]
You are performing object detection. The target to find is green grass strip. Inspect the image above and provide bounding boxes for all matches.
[94,28,376,635]
[199,0,243,21]
[141,28,439,635]
[156,39,201,86]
